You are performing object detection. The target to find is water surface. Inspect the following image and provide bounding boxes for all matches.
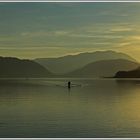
[0,78,140,138]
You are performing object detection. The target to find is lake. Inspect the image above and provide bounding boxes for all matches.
[0,78,140,138]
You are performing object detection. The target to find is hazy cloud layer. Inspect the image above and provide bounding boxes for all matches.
[0,2,140,60]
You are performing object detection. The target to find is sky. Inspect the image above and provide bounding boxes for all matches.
[0,2,140,61]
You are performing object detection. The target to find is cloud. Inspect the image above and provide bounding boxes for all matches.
[121,35,140,45]
[21,31,49,37]
[118,42,132,47]
[21,30,70,38]
[53,31,70,36]
[130,36,140,41]
[69,34,123,39]
[110,27,133,33]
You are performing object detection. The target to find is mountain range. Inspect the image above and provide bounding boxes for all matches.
[0,51,139,78]
[35,50,136,74]
[0,57,52,78]
[64,59,139,78]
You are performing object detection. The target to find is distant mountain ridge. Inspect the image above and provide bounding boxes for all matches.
[64,59,139,78]
[35,51,136,74]
[0,51,138,78]
[0,57,52,78]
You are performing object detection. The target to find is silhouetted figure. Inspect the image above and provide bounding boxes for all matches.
[68,81,71,89]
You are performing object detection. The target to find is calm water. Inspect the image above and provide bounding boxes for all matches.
[0,78,140,138]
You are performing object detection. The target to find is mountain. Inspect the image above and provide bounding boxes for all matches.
[64,59,139,78]
[114,67,140,78]
[0,57,52,78]
[34,51,136,74]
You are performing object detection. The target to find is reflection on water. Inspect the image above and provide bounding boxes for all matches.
[0,78,140,137]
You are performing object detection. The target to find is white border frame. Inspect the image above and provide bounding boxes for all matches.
[0,0,140,3]
[0,1,140,139]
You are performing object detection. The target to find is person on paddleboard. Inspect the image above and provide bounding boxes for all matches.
[68,81,71,89]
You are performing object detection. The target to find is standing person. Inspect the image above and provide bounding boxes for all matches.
[68,81,71,89]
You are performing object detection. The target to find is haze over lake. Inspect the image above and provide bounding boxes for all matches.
[0,78,140,138]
